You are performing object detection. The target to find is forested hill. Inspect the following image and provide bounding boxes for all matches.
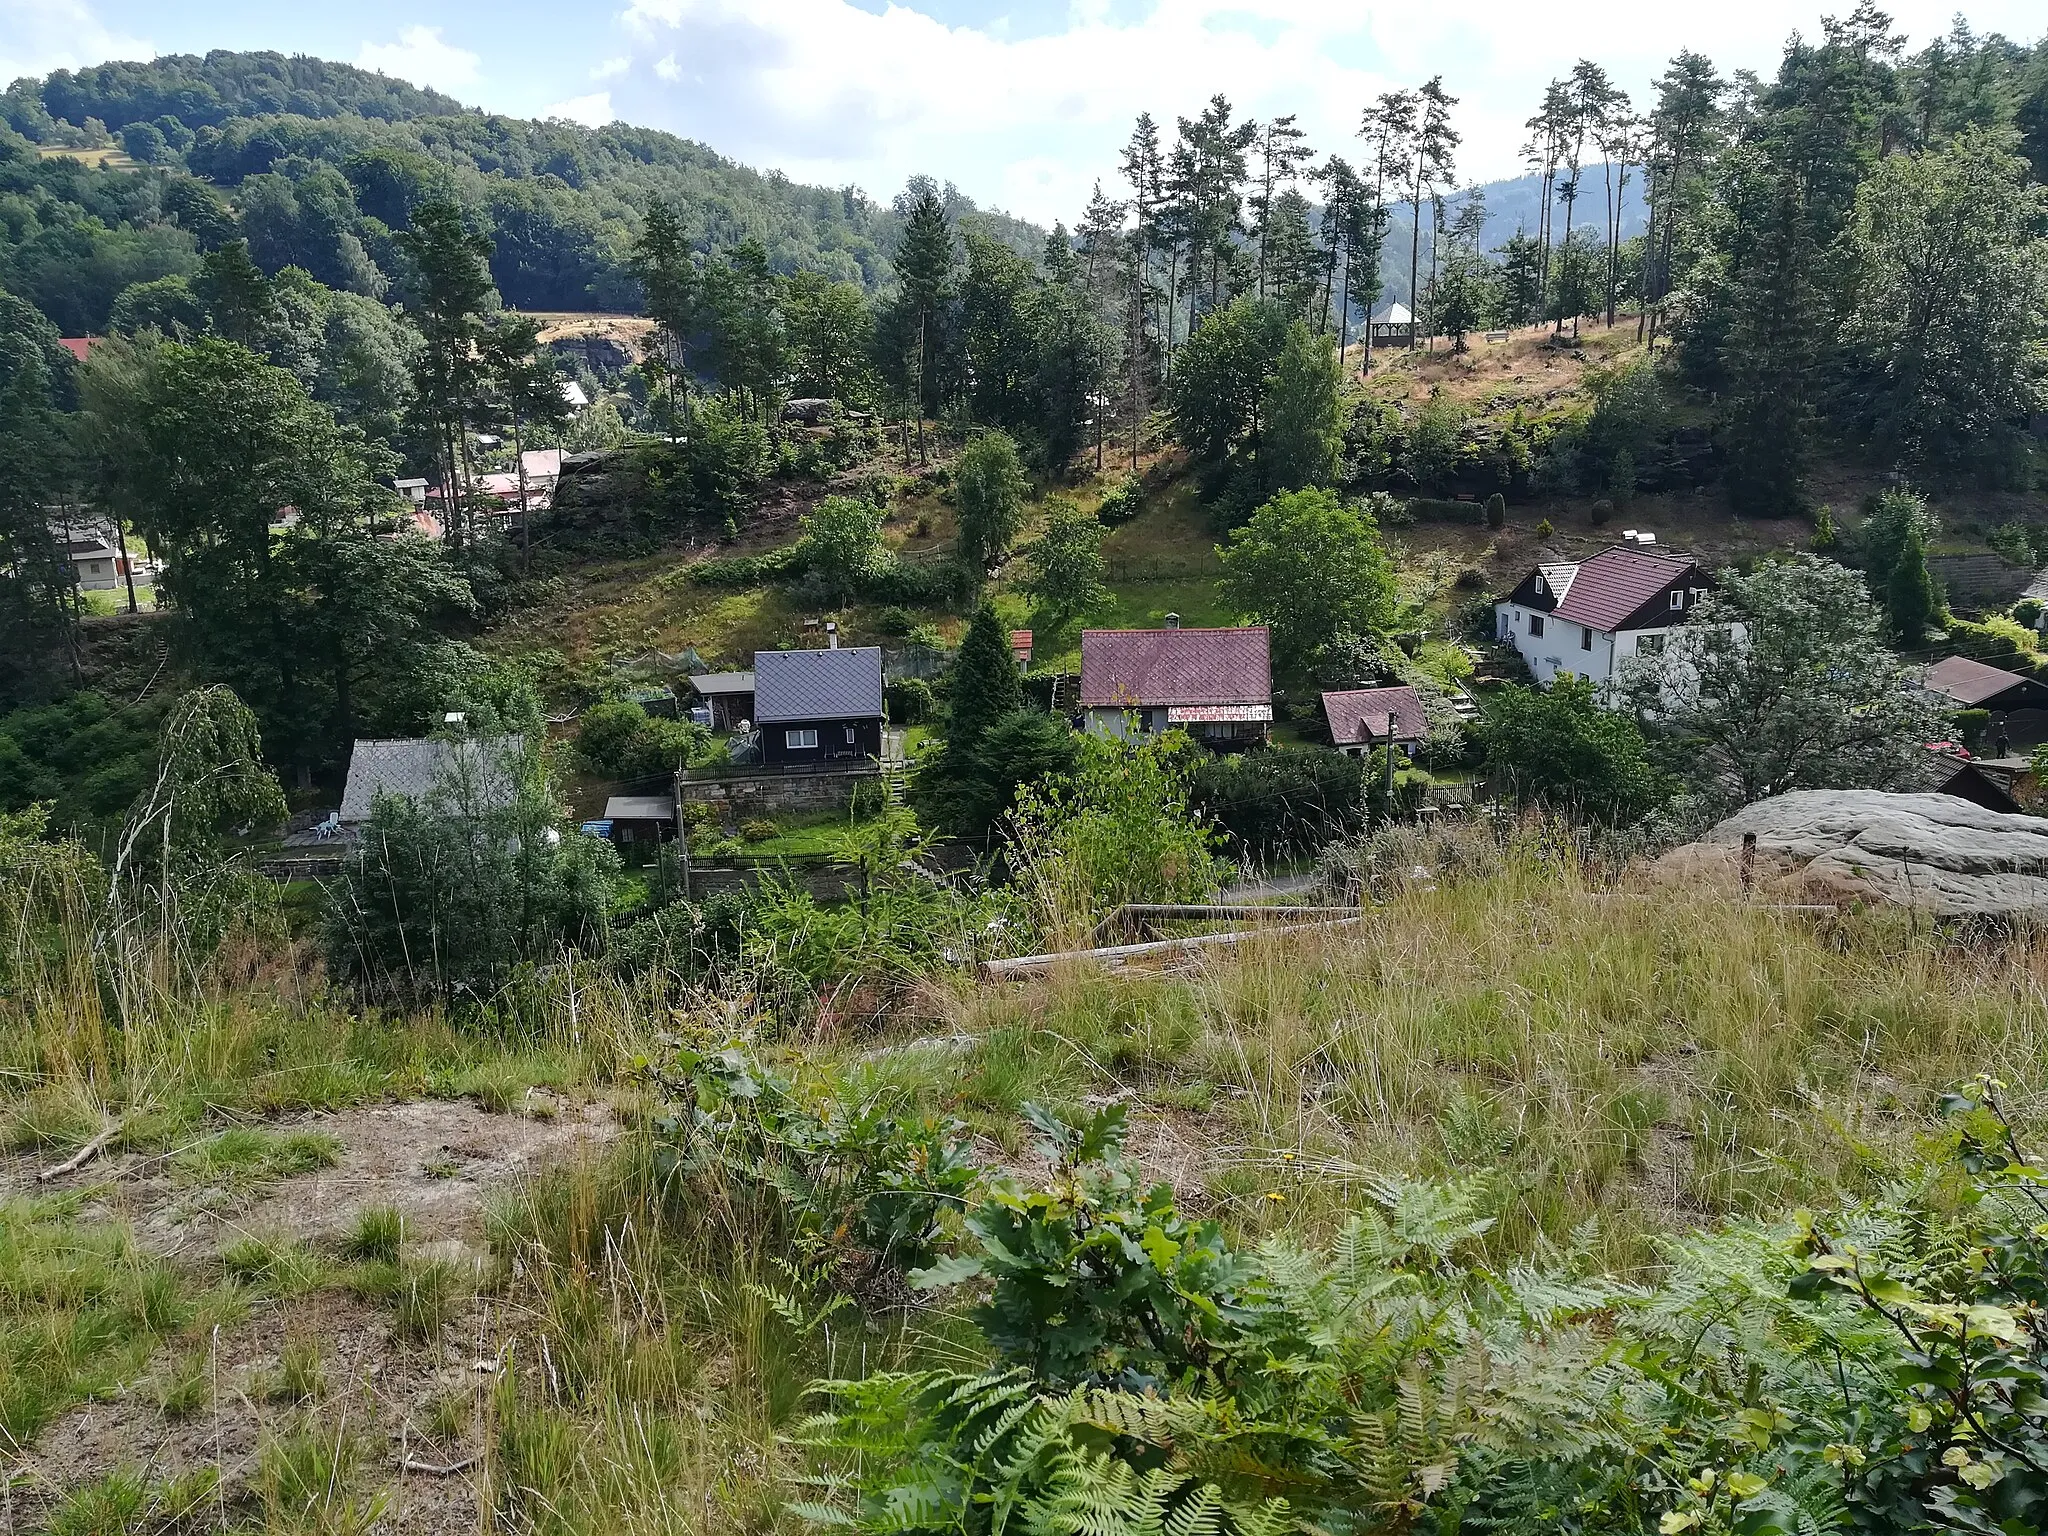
[0,51,1047,328]
[4,52,468,133]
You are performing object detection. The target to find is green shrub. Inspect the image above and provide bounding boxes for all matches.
[1094,474,1144,526]
[1535,516,1555,537]
[1484,492,1506,529]
[1590,497,1613,526]
[688,545,803,588]
[884,677,934,725]
[576,700,706,780]
[739,818,778,843]
[1952,708,1991,747]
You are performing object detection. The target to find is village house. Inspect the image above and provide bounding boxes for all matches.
[751,644,885,767]
[54,521,142,592]
[337,735,527,833]
[1320,684,1427,758]
[1921,655,2048,753]
[1495,541,1725,697]
[1079,621,1272,749]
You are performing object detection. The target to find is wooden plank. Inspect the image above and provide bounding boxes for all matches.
[981,918,1363,981]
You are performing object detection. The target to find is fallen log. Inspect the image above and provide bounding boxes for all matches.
[1086,903,1360,946]
[981,918,1363,981]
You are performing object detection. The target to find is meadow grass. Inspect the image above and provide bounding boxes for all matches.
[861,850,2048,1272]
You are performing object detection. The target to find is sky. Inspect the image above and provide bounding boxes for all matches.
[5,0,2044,224]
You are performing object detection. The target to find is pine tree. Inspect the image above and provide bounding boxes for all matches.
[397,201,497,551]
[631,196,699,438]
[1721,155,1820,518]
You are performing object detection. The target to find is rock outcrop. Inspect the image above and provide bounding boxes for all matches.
[1656,789,2048,917]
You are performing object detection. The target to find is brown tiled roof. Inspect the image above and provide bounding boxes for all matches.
[1080,627,1270,708]
[1551,546,1698,632]
[1321,686,1427,746]
[1924,654,2033,707]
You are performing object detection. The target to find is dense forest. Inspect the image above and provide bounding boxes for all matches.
[0,50,1046,329]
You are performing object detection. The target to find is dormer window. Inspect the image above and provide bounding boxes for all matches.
[1534,575,1546,595]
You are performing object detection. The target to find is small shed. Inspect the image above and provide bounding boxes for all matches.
[689,671,757,732]
[1923,655,2048,752]
[1896,746,2023,815]
[1320,685,1428,758]
[1010,630,1033,673]
[601,793,678,858]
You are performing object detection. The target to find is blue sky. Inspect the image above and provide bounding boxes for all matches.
[7,0,2044,224]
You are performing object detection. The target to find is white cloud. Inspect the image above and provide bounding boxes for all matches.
[541,90,616,125]
[0,0,150,88]
[355,26,482,95]
[612,0,2048,224]
[592,56,632,79]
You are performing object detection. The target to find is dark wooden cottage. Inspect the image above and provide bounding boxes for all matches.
[753,645,885,767]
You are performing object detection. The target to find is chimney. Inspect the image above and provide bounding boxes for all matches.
[1163,612,1181,630]
[825,620,839,649]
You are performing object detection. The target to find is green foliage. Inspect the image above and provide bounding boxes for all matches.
[1625,555,1950,808]
[1218,488,1398,686]
[884,677,934,726]
[942,604,1022,760]
[1484,675,1667,824]
[954,430,1029,570]
[1485,491,1506,529]
[800,494,886,604]
[1191,745,1366,860]
[1860,487,1941,596]
[915,706,1077,845]
[322,738,619,1006]
[575,699,706,780]
[1885,520,1942,640]
[1019,495,1107,637]
[652,1038,979,1275]
[1257,321,1343,494]
[0,691,164,833]
[1006,730,1228,924]
[1094,474,1144,527]
[1166,295,1290,487]
[1840,130,2048,478]
[1811,504,1839,550]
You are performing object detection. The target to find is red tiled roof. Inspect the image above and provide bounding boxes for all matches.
[1551,545,1698,632]
[1924,654,2032,707]
[1321,686,1427,746]
[1080,627,1270,708]
[1010,629,1032,651]
[56,337,100,363]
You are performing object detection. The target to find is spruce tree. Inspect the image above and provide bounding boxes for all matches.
[893,187,957,460]
[1886,523,1941,642]
[945,603,1022,757]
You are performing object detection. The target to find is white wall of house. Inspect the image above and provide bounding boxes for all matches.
[1494,603,1685,696]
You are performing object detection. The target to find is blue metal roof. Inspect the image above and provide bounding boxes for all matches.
[752,646,884,724]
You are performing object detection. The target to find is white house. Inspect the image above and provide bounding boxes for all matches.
[1494,543,1720,697]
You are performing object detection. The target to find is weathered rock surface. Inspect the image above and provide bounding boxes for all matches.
[1656,789,2048,916]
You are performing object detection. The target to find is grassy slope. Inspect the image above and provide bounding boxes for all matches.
[10,847,2048,1523]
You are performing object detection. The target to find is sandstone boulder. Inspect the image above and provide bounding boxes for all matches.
[1658,789,2048,917]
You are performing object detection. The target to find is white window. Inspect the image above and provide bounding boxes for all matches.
[1669,590,1684,609]
[785,728,818,749]
[1534,575,1546,595]
[1638,634,1665,655]
[1581,626,1594,651]
[844,726,856,744]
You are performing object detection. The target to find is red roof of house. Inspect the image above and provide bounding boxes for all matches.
[1080,626,1270,708]
[1010,629,1032,651]
[1321,685,1427,746]
[1923,654,2035,707]
[56,337,101,363]
[1551,546,1698,632]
